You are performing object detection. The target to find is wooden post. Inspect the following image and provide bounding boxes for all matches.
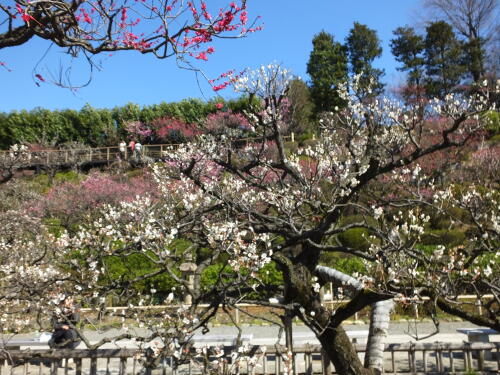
[437,349,444,372]
[291,132,295,143]
[477,349,484,371]
[283,310,296,375]
[321,348,331,375]
[422,350,427,372]
[119,358,127,375]
[74,358,82,375]
[475,298,482,316]
[304,349,313,375]
[107,148,110,162]
[449,350,454,372]
[90,358,97,375]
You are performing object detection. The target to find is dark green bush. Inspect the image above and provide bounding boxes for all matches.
[319,253,365,274]
[285,141,299,154]
[420,229,466,247]
[337,228,371,251]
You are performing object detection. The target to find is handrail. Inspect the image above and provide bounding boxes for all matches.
[80,295,496,312]
[0,135,294,156]
[1,342,499,359]
[1,342,499,375]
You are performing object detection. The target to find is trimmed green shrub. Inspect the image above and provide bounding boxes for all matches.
[338,228,371,251]
[420,229,466,247]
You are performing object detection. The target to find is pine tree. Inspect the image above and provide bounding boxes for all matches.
[345,22,385,97]
[390,26,426,100]
[306,31,348,114]
[424,21,466,98]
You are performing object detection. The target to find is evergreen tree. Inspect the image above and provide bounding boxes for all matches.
[423,0,498,82]
[463,37,486,82]
[345,22,385,97]
[424,21,465,98]
[286,79,315,134]
[306,31,348,114]
[390,26,426,100]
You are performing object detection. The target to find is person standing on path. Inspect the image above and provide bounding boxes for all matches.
[119,141,127,159]
[135,142,143,159]
[129,140,136,155]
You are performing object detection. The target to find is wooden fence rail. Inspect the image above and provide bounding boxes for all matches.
[0,136,295,169]
[1,342,499,375]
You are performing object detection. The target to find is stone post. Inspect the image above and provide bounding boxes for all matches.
[179,253,197,305]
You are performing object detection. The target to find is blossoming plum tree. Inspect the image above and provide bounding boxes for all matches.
[0,0,258,86]
[1,66,498,375]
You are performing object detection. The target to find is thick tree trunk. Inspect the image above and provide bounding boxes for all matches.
[275,255,370,375]
[317,326,373,375]
[315,265,394,375]
[364,300,394,374]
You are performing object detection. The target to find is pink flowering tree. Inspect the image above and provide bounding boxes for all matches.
[153,117,200,144]
[203,109,253,137]
[30,171,159,226]
[124,121,154,143]
[123,117,200,144]
[0,0,259,86]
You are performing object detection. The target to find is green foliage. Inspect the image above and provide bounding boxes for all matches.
[103,239,193,298]
[0,105,118,148]
[345,22,385,96]
[284,141,299,156]
[54,171,82,184]
[337,228,371,252]
[319,253,365,275]
[428,205,468,229]
[462,37,485,82]
[390,26,425,87]
[42,218,64,237]
[200,261,282,299]
[104,252,178,297]
[299,137,318,148]
[424,21,465,98]
[307,31,348,114]
[200,263,237,291]
[421,229,466,247]
[259,261,283,286]
[27,173,53,193]
[414,244,438,256]
[286,79,315,134]
[226,95,261,114]
[0,98,252,149]
[483,110,500,135]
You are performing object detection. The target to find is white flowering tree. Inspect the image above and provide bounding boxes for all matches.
[159,69,498,374]
[0,144,30,184]
[1,66,498,375]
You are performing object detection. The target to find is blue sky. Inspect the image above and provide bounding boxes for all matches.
[1,0,422,112]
